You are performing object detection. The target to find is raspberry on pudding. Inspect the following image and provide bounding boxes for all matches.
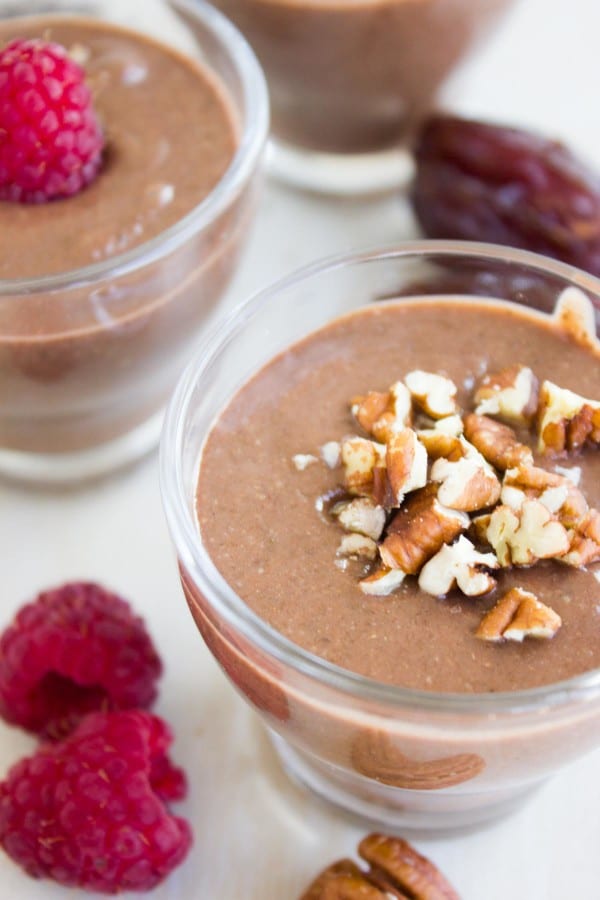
[0,10,266,480]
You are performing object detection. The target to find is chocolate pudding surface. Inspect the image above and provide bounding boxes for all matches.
[212,0,511,152]
[197,299,600,693]
[0,16,237,279]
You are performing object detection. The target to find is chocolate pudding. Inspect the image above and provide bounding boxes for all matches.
[211,0,513,153]
[197,298,600,693]
[0,15,262,461]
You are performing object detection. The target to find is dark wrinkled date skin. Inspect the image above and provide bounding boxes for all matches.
[412,115,600,277]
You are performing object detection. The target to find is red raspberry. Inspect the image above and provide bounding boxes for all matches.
[0,582,162,740]
[0,711,192,893]
[0,38,104,203]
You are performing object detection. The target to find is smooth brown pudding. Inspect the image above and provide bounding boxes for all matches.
[0,16,259,458]
[211,0,513,153]
[0,18,236,279]
[197,298,600,692]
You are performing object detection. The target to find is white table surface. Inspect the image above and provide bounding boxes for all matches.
[1,0,599,897]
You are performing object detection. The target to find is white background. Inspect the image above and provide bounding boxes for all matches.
[0,0,599,897]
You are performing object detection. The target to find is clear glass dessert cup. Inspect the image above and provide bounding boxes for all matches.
[210,0,517,195]
[0,0,268,486]
[161,242,600,832]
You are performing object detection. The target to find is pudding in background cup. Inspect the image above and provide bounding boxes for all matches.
[210,0,516,193]
[0,0,267,485]
[162,243,600,831]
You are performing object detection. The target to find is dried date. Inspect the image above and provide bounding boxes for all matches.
[412,115,600,277]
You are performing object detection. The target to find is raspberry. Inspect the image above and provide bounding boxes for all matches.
[0,38,104,203]
[0,582,162,740]
[0,711,192,893]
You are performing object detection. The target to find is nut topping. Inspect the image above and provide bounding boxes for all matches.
[359,567,406,596]
[404,370,458,419]
[430,438,501,512]
[476,587,562,642]
[299,834,459,900]
[334,497,387,541]
[380,487,469,574]
[501,464,588,529]
[418,535,499,598]
[486,500,570,567]
[341,437,386,497]
[537,380,600,455]
[553,286,599,350]
[292,454,318,471]
[474,364,539,424]
[463,413,534,470]
[352,381,412,442]
[337,534,378,561]
[386,429,428,505]
[320,441,342,469]
[560,508,600,568]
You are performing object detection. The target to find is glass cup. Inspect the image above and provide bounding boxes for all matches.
[0,0,268,485]
[161,242,600,831]
[209,0,516,194]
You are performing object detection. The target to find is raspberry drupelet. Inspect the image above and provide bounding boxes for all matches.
[0,711,192,893]
[0,38,104,202]
[0,582,162,740]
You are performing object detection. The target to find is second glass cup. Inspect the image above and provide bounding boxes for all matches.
[161,242,600,832]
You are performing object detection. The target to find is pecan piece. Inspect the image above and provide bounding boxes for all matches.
[463,413,533,470]
[341,437,386,497]
[417,415,464,460]
[337,534,378,562]
[418,536,498,598]
[352,382,412,443]
[430,438,501,512]
[501,464,588,529]
[486,500,570,567]
[386,428,428,505]
[359,567,406,596]
[379,487,469,574]
[474,364,539,424]
[404,370,457,419]
[476,587,562,642]
[359,834,460,900]
[334,497,386,541]
[560,508,600,567]
[537,380,600,455]
[553,286,598,349]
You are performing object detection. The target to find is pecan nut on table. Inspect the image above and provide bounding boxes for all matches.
[299,833,459,900]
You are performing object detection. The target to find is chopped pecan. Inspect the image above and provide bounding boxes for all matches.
[417,414,464,459]
[320,441,342,469]
[476,587,562,642]
[352,382,412,442]
[341,437,386,497]
[501,464,588,529]
[334,497,387,541]
[380,487,469,574]
[359,567,406,596]
[560,508,600,567]
[463,413,533,470]
[386,429,428,505]
[430,438,501,512]
[474,364,539,424]
[553,286,598,349]
[359,834,460,900]
[486,500,570,567]
[537,380,600,454]
[337,534,378,561]
[404,370,458,419]
[292,453,318,471]
[418,535,499,597]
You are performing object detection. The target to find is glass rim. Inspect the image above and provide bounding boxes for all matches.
[160,240,600,716]
[0,0,269,296]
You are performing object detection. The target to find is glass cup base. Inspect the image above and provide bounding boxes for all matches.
[269,731,544,834]
[0,409,164,487]
[266,138,414,197]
